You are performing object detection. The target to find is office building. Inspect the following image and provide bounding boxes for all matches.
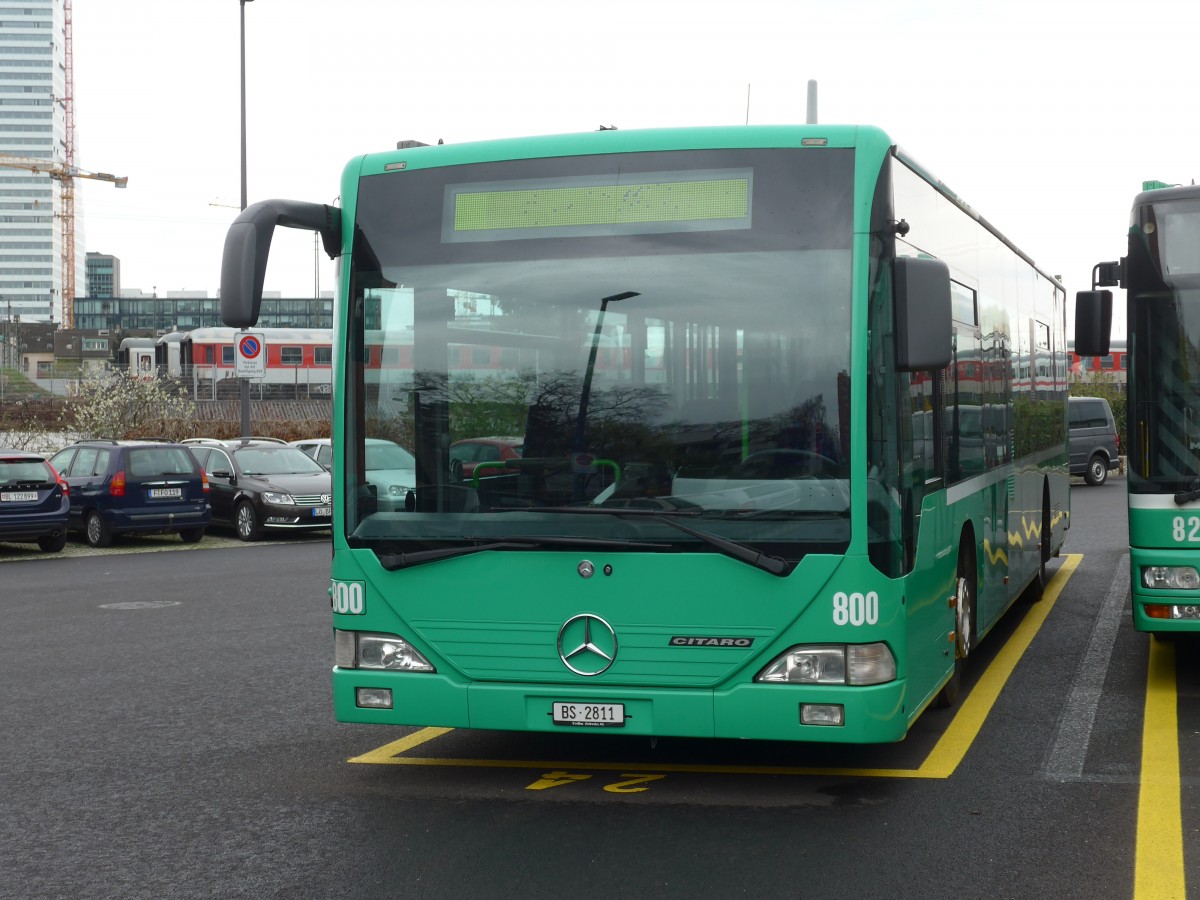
[85,251,119,298]
[0,0,70,324]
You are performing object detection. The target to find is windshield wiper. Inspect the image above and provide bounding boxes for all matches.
[378,535,670,571]
[1176,478,1200,505]
[504,506,791,576]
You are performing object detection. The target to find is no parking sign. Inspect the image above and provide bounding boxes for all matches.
[235,332,266,378]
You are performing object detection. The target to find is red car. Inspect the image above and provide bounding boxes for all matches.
[449,437,524,479]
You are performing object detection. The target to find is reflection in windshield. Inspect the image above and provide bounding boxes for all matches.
[346,147,855,562]
[365,442,415,471]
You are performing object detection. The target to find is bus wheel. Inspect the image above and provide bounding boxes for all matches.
[935,543,976,708]
[1026,494,1052,602]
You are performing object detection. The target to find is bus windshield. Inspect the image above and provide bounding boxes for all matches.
[345,147,854,563]
[1129,197,1200,493]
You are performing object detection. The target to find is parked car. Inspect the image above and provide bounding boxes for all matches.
[1069,396,1120,486]
[290,438,334,470]
[47,439,211,547]
[0,449,70,552]
[184,439,332,541]
[449,436,524,480]
[289,437,415,511]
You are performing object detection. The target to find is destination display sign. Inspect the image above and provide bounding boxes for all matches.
[443,168,753,243]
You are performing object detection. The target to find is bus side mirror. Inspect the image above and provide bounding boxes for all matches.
[220,200,341,328]
[894,256,952,372]
[1074,290,1112,357]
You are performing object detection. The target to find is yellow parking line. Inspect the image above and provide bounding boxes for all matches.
[917,554,1080,778]
[1135,638,1186,899]
[349,556,1080,779]
[347,727,454,763]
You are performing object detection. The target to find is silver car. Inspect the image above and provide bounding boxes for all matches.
[290,438,416,511]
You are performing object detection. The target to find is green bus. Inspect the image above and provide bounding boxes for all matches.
[1078,182,1200,635]
[221,125,1069,743]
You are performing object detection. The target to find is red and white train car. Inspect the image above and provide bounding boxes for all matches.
[163,327,335,397]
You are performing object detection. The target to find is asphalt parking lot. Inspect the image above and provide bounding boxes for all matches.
[0,526,328,562]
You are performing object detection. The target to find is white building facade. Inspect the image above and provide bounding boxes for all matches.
[0,0,75,325]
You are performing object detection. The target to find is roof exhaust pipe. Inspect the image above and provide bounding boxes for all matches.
[806,80,818,124]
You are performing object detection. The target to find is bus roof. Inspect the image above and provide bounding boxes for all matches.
[354,124,895,176]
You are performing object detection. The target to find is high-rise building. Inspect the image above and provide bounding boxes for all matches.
[85,251,119,297]
[0,0,69,324]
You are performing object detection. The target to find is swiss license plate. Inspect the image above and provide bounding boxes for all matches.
[148,488,182,499]
[313,506,331,517]
[1,491,38,502]
[552,702,625,727]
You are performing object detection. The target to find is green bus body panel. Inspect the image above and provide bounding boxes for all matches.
[1130,506,1200,632]
[1121,185,1200,634]
[331,548,930,743]
[326,123,1068,743]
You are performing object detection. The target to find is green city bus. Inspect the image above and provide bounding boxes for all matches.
[221,124,1069,743]
[1078,181,1200,635]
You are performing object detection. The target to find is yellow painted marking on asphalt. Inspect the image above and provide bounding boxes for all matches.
[346,727,453,763]
[349,556,1081,779]
[918,553,1081,778]
[1135,638,1186,900]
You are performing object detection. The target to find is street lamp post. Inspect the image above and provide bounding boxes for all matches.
[574,291,639,455]
[238,0,254,437]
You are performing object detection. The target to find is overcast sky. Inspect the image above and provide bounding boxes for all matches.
[72,0,1200,335]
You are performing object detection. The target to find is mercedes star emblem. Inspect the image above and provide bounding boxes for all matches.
[557,613,617,676]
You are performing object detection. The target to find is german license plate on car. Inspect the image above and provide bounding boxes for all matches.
[313,506,331,517]
[148,488,182,499]
[551,702,625,727]
[1,491,37,502]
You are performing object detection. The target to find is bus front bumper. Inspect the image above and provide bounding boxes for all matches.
[331,669,912,744]
[1131,545,1200,633]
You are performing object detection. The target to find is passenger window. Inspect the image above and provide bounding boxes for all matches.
[51,449,76,474]
[206,451,232,476]
[70,448,98,477]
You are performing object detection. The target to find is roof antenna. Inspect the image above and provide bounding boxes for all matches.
[806,80,818,125]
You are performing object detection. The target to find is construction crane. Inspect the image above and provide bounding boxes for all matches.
[0,0,127,329]
[0,155,127,329]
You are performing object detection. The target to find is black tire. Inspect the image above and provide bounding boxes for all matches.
[1026,493,1052,603]
[935,540,977,708]
[84,510,113,548]
[235,501,261,542]
[37,531,67,553]
[1084,454,1109,486]
[179,527,205,544]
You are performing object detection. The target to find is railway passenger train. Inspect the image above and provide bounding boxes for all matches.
[120,327,335,397]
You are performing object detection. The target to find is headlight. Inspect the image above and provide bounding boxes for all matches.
[340,631,436,672]
[387,484,413,497]
[756,643,896,686]
[262,491,295,505]
[1142,566,1200,590]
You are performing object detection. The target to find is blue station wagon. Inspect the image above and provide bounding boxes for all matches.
[48,439,211,547]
